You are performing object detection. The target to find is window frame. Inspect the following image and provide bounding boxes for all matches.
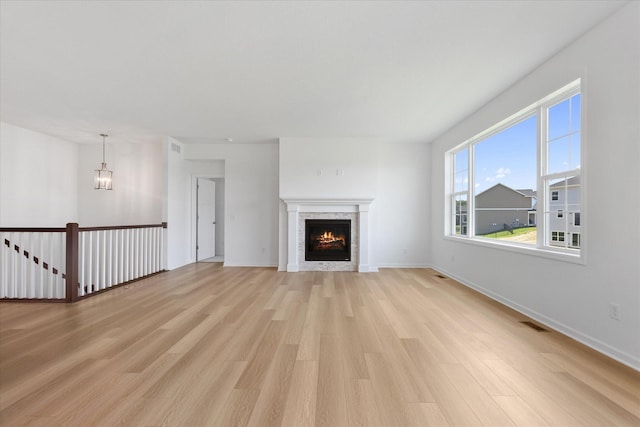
[445,79,584,264]
[570,233,581,248]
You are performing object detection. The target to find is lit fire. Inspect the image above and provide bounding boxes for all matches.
[318,231,345,245]
[313,230,347,250]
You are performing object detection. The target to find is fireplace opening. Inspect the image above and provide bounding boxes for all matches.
[305,219,351,261]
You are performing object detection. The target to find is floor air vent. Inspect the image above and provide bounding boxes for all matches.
[520,321,549,332]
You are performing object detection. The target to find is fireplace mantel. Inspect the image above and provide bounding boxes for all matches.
[282,198,374,272]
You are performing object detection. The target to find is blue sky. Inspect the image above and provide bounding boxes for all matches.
[467,94,580,195]
[474,115,537,194]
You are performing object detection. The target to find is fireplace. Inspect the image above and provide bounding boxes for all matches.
[305,219,351,261]
[282,198,373,272]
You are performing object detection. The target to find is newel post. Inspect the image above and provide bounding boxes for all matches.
[65,222,79,302]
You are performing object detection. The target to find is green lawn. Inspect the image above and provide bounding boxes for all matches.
[480,226,537,239]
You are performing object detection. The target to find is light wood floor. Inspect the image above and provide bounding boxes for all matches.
[1,265,638,426]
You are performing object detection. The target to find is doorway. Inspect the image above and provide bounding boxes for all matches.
[196,178,216,261]
[195,177,225,262]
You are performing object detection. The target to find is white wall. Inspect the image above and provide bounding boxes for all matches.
[77,140,163,226]
[278,138,431,270]
[375,142,431,267]
[164,137,191,270]
[213,178,225,256]
[0,122,78,227]
[279,138,379,199]
[184,142,279,267]
[429,3,640,369]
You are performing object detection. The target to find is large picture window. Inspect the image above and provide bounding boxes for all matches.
[448,80,582,258]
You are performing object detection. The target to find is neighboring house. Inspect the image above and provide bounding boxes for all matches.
[548,176,581,248]
[475,183,536,235]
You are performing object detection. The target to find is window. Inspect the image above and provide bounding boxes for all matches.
[551,231,565,243]
[571,233,580,248]
[447,80,582,258]
[452,150,469,236]
[473,115,537,242]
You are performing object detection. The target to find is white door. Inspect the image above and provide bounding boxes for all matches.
[197,179,216,260]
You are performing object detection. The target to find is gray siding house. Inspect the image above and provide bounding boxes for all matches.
[475,183,536,235]
[548,176,581,248]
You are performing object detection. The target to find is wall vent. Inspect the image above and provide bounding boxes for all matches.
[171,142,181,153]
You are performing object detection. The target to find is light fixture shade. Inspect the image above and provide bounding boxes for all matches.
[95,133,113,190]
[94,163,113,190]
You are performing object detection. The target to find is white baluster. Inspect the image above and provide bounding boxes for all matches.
[144,228,149,276]
[18,233,26,298]
[8,233,15,298]
[25,232,32,298]
[132,229,137,280]
[86,231,92,296]
[95,230,100,290]
[46,232,53,298]
[35,232,42,298]
[59,232,66,299]
[79,232,85,297]
[106,229,112,288]
[1,233,7,298]
[117,229,123,284]
[99,230,105,290]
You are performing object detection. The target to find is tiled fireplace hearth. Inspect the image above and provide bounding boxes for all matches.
[282,199,374,272]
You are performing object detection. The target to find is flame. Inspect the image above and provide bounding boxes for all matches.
[317,230,345,246]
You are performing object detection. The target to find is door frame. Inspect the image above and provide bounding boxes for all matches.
[191,174,224,263]
[195,178,216,261]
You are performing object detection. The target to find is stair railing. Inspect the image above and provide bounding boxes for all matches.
[0,222,167,302]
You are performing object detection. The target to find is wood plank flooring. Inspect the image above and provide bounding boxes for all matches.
[1,264,638,426]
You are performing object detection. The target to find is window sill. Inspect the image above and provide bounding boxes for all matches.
[444,235,585,265]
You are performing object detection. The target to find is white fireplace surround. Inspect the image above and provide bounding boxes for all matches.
[282,198,374,272]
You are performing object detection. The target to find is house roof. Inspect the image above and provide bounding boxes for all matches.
[475,183,535,199]
[516,189,537,198]
[549,176,581,188]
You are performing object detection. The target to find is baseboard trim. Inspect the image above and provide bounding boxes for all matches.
[376,264,432,269]
[222,262,279,268]
[432,265,640,372]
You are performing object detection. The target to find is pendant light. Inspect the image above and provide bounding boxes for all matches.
[94,133,113,190]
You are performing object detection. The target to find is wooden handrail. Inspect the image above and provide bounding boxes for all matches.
[0,227,66,232]
[1,223,167,233]
[79,222,167,232]
[1,222,167,302]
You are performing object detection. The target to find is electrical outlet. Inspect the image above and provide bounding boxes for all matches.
[609,303,621,321]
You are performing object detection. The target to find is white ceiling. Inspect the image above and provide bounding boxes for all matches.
[0,1,625,145]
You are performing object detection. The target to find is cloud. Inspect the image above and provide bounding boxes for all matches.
[495,167,511,179]
[485,177,494,182]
